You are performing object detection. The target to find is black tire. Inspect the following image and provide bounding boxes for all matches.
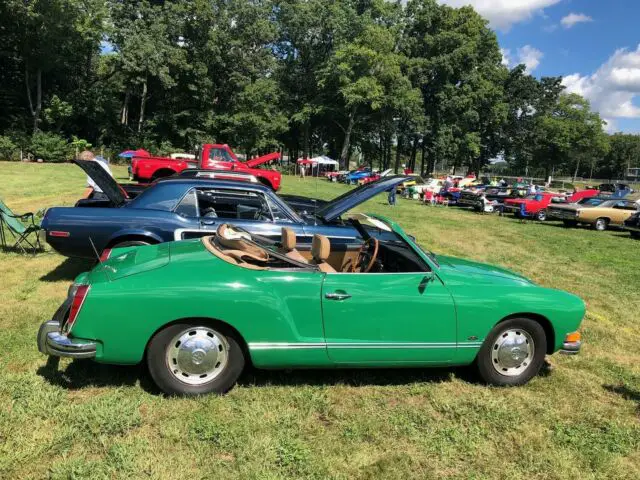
[594,217,608,231]
[630,231,640,239]
[110,240,151,249]
[536,210,547,221]
[147,322,245,396]
[475,318,547,386]
[562,220,578,228]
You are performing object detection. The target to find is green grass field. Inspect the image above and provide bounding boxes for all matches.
[1,161,639,479]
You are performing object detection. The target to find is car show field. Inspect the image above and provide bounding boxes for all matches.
[1,161,640,479]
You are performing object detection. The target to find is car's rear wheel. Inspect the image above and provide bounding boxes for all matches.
[475,318,547,386]
[594,217,609,231]
[147,322,245,396]
[562,220,578,228]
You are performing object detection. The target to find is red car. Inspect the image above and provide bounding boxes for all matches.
[504,192,559,221]
[131,144,282,190]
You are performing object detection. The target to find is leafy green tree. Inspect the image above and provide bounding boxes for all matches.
[29,132,71,162]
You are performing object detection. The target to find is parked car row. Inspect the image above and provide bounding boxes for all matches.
[36,163,586,396]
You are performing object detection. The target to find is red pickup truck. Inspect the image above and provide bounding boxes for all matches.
[131,144,282,190]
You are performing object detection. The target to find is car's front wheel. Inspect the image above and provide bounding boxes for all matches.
[536,210,547,221]
[475,318,547,386]
[147,322,245,396]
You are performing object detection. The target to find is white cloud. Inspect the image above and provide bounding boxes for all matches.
[517,45,543,73]
[438,0,562,31]
[561,12,593,29]
[562,45,640,119]
[503,45,543,73]
[500,48,511,67]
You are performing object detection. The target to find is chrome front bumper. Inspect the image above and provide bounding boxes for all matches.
[559,340,582,355]
[37,320,96,359]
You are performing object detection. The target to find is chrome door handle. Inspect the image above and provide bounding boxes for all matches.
[325,292,351,300]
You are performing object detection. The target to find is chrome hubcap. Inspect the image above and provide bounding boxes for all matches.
[491,329,534,377]
[166,327,229,385]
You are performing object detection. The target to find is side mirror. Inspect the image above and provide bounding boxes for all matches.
[418,272,435,294]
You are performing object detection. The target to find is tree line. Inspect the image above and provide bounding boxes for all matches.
[0,0,639,180]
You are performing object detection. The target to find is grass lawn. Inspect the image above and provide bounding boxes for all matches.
[1,161,639,479]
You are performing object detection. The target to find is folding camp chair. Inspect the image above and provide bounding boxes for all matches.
[0,198,43,254]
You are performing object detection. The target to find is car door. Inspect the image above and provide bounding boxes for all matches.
[321,271,457,364]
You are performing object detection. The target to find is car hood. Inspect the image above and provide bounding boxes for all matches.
[317,176,410,222]
[436,254,533,284]
[74,159,126,206]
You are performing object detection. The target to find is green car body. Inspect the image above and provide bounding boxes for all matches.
[38,214,585,393]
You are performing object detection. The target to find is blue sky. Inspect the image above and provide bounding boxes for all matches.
[440,0,640,133]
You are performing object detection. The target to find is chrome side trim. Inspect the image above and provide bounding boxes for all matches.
[248,342,482,351]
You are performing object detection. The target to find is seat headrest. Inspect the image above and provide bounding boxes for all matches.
[216,223,264,258]
[281,227,296,251]
[311,234,330,262]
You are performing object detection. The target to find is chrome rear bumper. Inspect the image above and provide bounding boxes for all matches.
[37,320,96,359]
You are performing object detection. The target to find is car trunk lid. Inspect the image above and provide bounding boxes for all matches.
[95,243,170,280]
[73,159,127,207]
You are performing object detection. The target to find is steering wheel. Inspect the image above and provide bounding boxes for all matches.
[352,238,379,273]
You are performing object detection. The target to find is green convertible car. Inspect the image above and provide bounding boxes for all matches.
[38,214,585,396]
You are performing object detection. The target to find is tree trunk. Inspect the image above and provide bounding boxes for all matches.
[420,138,426,176]
[121,91,130,125]
[303,122,310,159]
[573,156,581,182]
[138,79,147,133]
[339,107,357,169]
[25,66,43,134]
[394,134,404,174]
[409,135,418,171]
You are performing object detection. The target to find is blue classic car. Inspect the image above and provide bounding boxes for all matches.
[42,160,408,259]
[343,168,373,185]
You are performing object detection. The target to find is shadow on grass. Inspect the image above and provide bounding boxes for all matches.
[36,357,161,395]
[36,358,555,394]
[238,365,472,388]
[40,257,95,282]
[604,383,640,414]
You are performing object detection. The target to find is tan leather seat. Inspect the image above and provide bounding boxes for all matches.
[280,227,307,263]
[311,234,336,273]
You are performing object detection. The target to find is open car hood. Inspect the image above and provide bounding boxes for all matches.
[244,151,281,168]
[317,176,410,222]
[73,159,126,207]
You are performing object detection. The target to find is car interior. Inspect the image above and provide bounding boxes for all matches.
[175,188,274,221]
[202,220,431,274]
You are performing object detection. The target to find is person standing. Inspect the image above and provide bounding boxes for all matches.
[79,150,114,200]
[388,186,397,206]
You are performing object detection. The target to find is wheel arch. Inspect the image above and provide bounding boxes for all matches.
[143,317,253,366]
[151,168,177,180]
[496,312,555,354]
[106,231,163,248]
[257,176,275,190]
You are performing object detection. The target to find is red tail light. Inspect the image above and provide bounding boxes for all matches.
[66,285,90,332]
[99,248,112,262]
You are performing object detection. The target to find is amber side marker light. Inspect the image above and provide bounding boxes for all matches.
[565,332,581,343]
